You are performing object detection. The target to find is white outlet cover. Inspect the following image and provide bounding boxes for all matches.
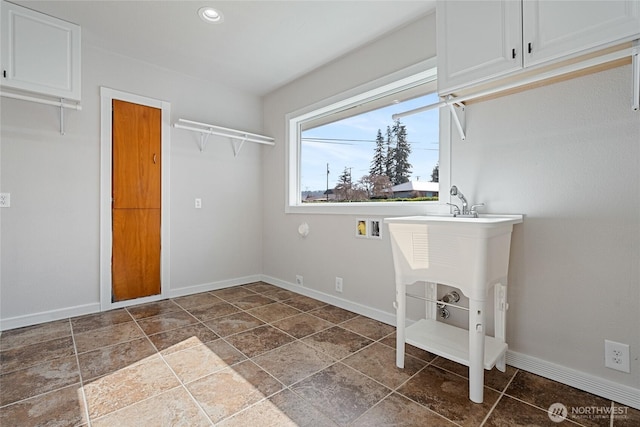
[0,193,10,207]
[605,339,630,373]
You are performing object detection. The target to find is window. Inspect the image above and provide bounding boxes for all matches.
[287,63,450,214]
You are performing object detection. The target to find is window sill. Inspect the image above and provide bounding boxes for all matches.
[286,201,449,216]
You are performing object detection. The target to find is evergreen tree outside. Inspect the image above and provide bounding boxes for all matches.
[334,166,353,200]
[431,163,439,183]
[384,126,395,184]
[370,129,385,176]
[392,119,411,184]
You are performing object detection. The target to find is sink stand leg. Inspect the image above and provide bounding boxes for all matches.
[396,282,406,369]
[469,298,486,403]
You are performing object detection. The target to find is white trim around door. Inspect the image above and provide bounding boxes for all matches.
[99,87,171,311]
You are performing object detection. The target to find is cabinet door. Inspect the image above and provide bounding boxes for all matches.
[0,0,81,100]
[437,0,522,94]
[523,0,640,67]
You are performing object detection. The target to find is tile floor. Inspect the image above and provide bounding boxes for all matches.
[1,282,638,426]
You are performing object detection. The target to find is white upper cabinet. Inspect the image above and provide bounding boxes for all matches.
[523,1,640,67]
[437,0,640,95]
[437,0,522,94]
[1,0,81,101]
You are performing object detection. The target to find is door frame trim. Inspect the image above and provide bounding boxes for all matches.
[99,87,171,311]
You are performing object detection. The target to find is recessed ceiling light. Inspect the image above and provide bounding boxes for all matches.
[198,7,223,23]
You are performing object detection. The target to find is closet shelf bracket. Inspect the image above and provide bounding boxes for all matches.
[448,97,466,141]
[173,118,275,155]
[231,135,248,157]
[1,90,82,135]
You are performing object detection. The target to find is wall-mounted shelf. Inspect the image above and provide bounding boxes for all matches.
[393,41,640,141]
[173,118,275,156]
[0,90,82,135]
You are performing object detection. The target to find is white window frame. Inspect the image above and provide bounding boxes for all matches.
[286,58,450,216]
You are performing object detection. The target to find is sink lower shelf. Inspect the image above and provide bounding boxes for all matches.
[405,319,507,370]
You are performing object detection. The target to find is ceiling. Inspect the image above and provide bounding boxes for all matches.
[15,1,436,96]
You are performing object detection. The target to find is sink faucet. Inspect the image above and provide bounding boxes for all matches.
[448,185,484,217]
[450,185,468,214]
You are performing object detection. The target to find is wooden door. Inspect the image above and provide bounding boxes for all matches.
[111,100,161,302]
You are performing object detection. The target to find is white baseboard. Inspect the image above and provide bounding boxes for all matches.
[0,303,101,331]
[168,275,263,299]
[260,275,396,326]
[0,275,262,332]
[506,351,640,410]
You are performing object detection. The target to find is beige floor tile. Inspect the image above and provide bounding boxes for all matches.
[91,386,210,427]
[186,301,241,322]
[0,384,88,427]
[135,310,198,335]
[342,342,426,389]
[126,299,183,320]
[397,365,500,426]
[171,292,222,310]
[74,321,144,353]
[224,325,295,358]
[211,287,257,302]
[271,312,333,339]
[302,326,373,359]
[282,295,328,312]
[230,294,276,310]
[309,305,359,324]
[340,316,396,341]
[0,319,71,351]
[291,362,391,426]
[147,323,219,354]
[186,360,283,423]
[242,282,280,294]
[77,338,156,382]
[203,311,264,337]
[0,336,75,374]
[83,355,180,420]
[71,309,133,333]
[352,392,456,426]
[247,302,301,323]
[0,356,80,406]
[253,341,335,386]
[164,342,236,383]
[505,371,612,427]
[218,388,338,427]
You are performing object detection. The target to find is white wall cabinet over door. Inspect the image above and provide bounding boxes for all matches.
[1,0,81,101]
[437,0,640,95]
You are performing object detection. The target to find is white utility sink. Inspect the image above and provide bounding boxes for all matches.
[385,214,522,404]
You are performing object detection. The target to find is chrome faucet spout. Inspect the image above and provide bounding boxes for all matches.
[450,185,469,215]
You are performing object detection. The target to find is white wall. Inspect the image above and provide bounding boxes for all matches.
[0,43,264,327]
[262,13,438,319]
[262,9,640,400]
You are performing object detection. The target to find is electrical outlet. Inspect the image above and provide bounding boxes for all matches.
[195,198,202,209]
[605,340,630,373]
[335,277,343,293]
[295,275,304,286]
[0,193,10,207]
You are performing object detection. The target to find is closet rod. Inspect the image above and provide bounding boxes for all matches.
[393,45,636,120]
[0,91,82,110]
[174,119,274,145]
